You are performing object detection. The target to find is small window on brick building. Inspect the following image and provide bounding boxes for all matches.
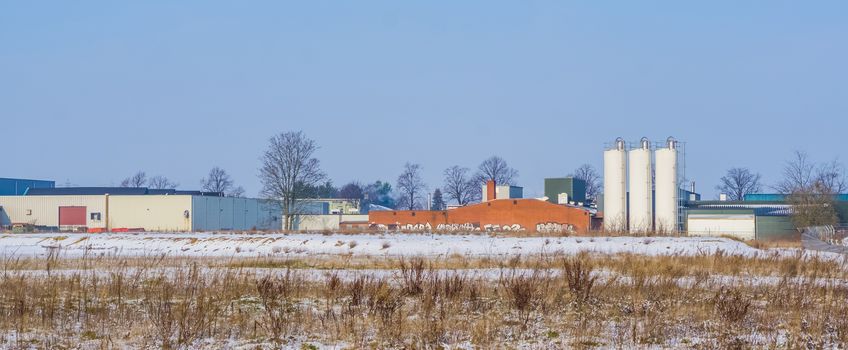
[513,200,517,205]
[411,212,416,217]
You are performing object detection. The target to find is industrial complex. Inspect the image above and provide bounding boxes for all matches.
[1,137,846,238]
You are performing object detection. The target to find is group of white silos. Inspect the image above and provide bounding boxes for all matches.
[603,137,678,233]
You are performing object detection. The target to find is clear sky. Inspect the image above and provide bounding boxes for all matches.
[2,1,846,199]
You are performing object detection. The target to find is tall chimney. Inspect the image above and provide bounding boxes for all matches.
[486,180,496,202]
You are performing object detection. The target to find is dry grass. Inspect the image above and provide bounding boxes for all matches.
[1,249,847,348]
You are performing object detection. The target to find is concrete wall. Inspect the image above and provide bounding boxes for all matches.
[293,214,369,231]
[0,195,107,228]
[370,199,591,233]
[109,195,192,231]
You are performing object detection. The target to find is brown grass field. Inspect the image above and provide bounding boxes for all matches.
[1,242,846,349]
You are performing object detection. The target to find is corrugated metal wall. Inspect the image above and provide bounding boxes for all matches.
[755,216,797,240]
[192,196,282,231]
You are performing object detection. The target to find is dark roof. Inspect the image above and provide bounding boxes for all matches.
[25,187,150,195]
[174,191,224,197]
[23,187,223,196]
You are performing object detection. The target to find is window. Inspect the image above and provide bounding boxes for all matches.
[26,209,32,216]
[90,212,102,221]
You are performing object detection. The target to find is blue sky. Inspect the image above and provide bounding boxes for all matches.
[1,1,846,199]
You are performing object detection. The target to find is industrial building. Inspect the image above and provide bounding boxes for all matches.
[292,198,369,231]
[0,187,281,232]
[684,194,848,240]
[686,203,796,240]
[544,177,586,205]
[370,180,592,233]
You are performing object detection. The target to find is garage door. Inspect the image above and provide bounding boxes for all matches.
[687,214,756,240]
[59,206,87,226]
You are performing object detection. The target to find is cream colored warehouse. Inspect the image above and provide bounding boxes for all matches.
[0,195,282,231]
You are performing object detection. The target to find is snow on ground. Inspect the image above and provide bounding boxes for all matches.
[0,232,780,259]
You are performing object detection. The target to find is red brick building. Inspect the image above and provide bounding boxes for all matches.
[368,198,592,233]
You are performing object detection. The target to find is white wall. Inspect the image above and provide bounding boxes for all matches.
[687,214,756,240]
[293,214,369,231]
[108,195,192,231]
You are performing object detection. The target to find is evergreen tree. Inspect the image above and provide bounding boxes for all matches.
[431,188,446,210]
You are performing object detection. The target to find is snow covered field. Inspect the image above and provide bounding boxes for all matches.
[0,232,780,258]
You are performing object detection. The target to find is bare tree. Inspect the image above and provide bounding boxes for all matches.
[202,167,234,193]
[396,163,426,210]
[120,171,147,188]
[148,175,179,189]
[229,186,245,198]
[775,151,844,228]
[475,156,519,186]
[716,167,762,201]
[569,164,603,203]
[259,131,326,230]
[815,159,848,194]
[442,166,477,205]
[473,156,518,200]
[201,167,246,197]
[774,151,815,194]
[788,181,840,228]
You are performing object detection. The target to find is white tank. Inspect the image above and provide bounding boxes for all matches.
[628,138,653,233]
[654,137,678,233]
[603,138,627,232]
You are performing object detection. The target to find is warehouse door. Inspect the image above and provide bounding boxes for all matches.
[59,206,87,226]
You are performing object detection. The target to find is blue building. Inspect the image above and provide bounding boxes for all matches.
[0,178,55,196]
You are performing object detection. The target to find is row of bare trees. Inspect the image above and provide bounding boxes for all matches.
[119,168,245,197]
[716,151,847,228]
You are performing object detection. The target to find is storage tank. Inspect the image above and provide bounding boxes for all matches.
[654,137,678,233]
[603,138,627,232]
[628,137,653,233]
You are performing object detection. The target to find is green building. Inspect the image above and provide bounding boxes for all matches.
[544,177,587,205]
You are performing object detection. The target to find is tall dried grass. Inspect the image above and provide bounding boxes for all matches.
[0,249,846,348]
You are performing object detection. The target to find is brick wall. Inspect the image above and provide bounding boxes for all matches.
[369,199,591,232]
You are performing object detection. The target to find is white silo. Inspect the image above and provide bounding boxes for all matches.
[603,138,627,232]
[628,137,653,233]
[654,137,678,233]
